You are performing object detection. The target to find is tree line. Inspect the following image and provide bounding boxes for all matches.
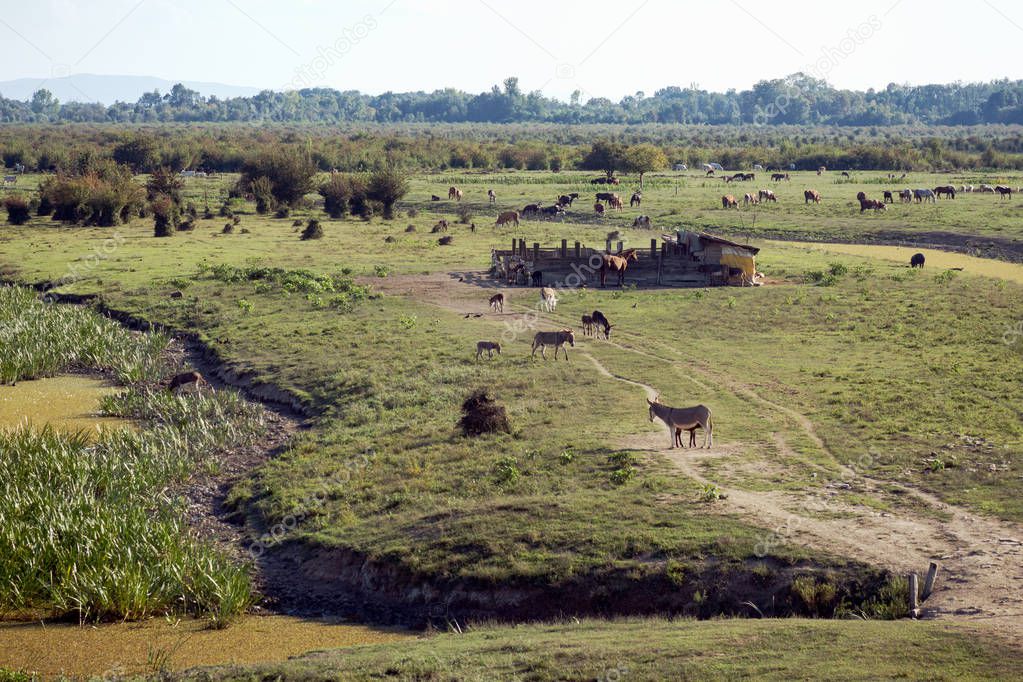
[3,75,1023,126]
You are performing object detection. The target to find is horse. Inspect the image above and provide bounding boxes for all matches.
[758,189,776,202]
[448,186,463,201]
[722,195,738,208]
[647,397,713,449]
[804,189,821,204]
[487,189,497,203]
[630,192,642,207]
[934,186,956,199]
[531,329,574,361]
[599,249,639,287]
[883,190,894,203]
[995,186,1014,199]
[489,293,504,313]
[914,188,936,203]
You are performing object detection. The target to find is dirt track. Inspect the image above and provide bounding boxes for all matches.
[370,271,1023,637]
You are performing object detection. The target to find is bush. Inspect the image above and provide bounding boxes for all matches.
[36,195,53,216]
[366,168,409,220]
[300,219,323,240]
[151,194,179,237]
[456,205,474,224]
[3,196,31,225]
[146,167,184,203]
[250,176,275,214]
[222,223,234,234]
[177,219,195,232]
[241,147,316,206]
[459,389,510,436]
[219,202,233,218]
[40,165,145,226]
[274,204,291,219]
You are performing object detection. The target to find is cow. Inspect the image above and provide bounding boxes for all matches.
[856,191,867,202]
[632,215,652,229]
[557,193,578,207]
[630,192,642,207]
[722,195,738,208]
[883,190,894,203]
[595,192,616,203]
[743,193,759,206]
[431,195,442,201]
[758,189,776,202]
[804,189,821,204]
[817,166,827,175]
[448,187,463,201]
[608,196,624,211]
[594,202,605,215]
[496,211,520,227]
[859,198,886,212]
[522,203,543,215]
[540,205,566,219]
[910,253,926,268]
[771,173,790,181]
[899,189,913,203]
[487,189,497,204]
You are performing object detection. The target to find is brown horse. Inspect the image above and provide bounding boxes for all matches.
[599,249,639,287]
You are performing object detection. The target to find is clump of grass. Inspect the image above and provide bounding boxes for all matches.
[791,576,839,617]
[301,219,324,240]
[492,455,520,484]
[3,195,31,225]
[459,389,510,437]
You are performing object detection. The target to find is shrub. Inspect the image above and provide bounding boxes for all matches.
[241,147,316,206]
[3,196,31,225]
[250,176,275,214]
[366,167,409,220]
[146,167,184,203]
[300,219,323,240]
[456,204,474,224]
[222,223,234,234]
[40,166,145,226]
[36,195,53,216]
[274,204,291,219]
[219,202,233,218]
[319,173,351,219]
[151,194,179,237]
[176,219,195,232]
[459,390,510,436]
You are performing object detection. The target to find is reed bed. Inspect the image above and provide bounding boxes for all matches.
[0,286,265,625]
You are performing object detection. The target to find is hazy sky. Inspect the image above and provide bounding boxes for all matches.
[1,0,1021,101]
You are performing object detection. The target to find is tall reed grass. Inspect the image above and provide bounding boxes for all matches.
[0,286,265,626]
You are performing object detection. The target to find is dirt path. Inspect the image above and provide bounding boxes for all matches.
[376,271,1023,636]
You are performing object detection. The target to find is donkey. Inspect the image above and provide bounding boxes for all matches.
[475,341,501,361]
[647,397,713,448]
[591,310,614,340]
[489,293,504,313]
[540,287,558,312]
[168,370,213,394]
[531,329,574,361]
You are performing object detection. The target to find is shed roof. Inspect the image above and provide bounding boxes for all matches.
[661,231,761,255]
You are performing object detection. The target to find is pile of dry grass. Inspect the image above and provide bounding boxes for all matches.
[459,389,510,436]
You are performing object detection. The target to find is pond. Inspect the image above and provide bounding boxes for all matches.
[0,615,414,676]
[768,241,1023,284]
[0,375,131,433]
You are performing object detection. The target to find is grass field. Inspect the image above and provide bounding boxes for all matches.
[2,167,1022,675]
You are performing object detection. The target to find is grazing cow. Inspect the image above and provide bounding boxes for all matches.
[722,195,738,208]
[804,189,821,204]
[910,253,926,268]
[599,249,639,287]
[595,192,616,203]
[630,192,642,207]
[540,205,565,219]
[531,270,543,287]
[995,186,1014,199]
[758,189,776,202]
[841,171,850,178]
[743,192,759,206]
[632,215,652,229]
[540,287,558,312]
[864,199,886,212]
[979,184,995,193]
[706,169,715,176]
[591,310,613,340]
[489,293,504,313]
[430,195,441,201]
[856,191,867,202]
[448,186,463,201]
[608,196,624,211]
[522,202,542,216]
[914,188,936,203]
[557,194,573,207]
[744,172,755,181]
[594,202,605,215]
[431,220,449,233]
[487,189,497,204]
[496,211,520,227]
[771,173,790,181]
[883,190,894,203]
[531,329,575,361]
[934,186,956,199]
[899,189,913,203]
[817,166,827,175]
[731,172,746,182]
[674,425,700,448]
[475,341,502,360]
[647,397,713,449]
[168,371,211,393]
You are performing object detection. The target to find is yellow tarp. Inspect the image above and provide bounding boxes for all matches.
[720,245,756,277]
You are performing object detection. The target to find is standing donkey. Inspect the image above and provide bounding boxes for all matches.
[647,396,713,448]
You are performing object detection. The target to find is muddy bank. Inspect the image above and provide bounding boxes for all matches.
[751,229,1023,264]
[258,540,894,627]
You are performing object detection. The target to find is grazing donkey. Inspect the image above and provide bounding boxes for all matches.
[647,397,713,448]
[475,341,501,361]
[590,310,613,340]
[531,329,575,361]
[168,370,212,394]
[540,287,558,312]
[489,293,504,313]
[581,314,594,337]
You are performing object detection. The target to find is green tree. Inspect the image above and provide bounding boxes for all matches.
[241,147,316,206]
[112,135,160,173]
[624,144,667,187]
[581,139,627,180]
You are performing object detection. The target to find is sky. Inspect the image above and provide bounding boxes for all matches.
[1,0,1022,102]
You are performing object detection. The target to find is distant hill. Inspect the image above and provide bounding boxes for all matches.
[0,74,260,104]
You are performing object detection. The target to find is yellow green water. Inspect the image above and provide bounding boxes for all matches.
[769,240,1023,284]
[0,615,415,676]
[0,375,130,434]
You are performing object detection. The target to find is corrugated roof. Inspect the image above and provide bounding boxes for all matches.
[661,231,760,255]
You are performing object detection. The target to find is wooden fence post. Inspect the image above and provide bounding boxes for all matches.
[605,239,612,253]
[561,239,568,258]
[908,573,919,618]
[617,241,623,254]
[650,239,658,259]
[922,563,938,602]
[533,243,539,262]
[574,241,581,258]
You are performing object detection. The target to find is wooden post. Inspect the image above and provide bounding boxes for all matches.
[908,573,920,618]
[605,239,612,254]
[574,241,581,258]
[561,239,568,258]
[520,239,526,258]
[617,240,623,254]
[650,238,657,259]
[922,563,938,602]
[533,243,539,262]
[511,238,517,253]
